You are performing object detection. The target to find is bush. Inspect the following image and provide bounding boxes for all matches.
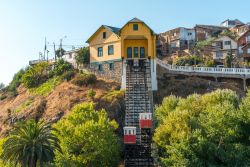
[61,70,75,81]
[173,55,204,66]
[7,69,25,95]
[71,73,97,86]
[0,95,7,101]
[87,89,96,100]
[52,59,73,76]
[30,77,61,96]
[102,90,125,102]
[22,62,49,88]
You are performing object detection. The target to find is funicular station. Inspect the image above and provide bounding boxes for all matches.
[87,18,157,167]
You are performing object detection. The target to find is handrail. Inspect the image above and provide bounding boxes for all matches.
[156,58,250,75]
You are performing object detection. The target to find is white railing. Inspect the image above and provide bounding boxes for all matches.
[156,59,250,75]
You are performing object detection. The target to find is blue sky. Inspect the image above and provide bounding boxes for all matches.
[0,0,250,85]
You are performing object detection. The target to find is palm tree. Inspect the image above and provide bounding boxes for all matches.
[1,120,61,167]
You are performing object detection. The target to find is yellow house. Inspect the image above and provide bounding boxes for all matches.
[86,18,157,88]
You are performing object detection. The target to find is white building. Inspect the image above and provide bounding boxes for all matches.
[61,49,80,68]
[220,19,244,28]
[212,36,238,60]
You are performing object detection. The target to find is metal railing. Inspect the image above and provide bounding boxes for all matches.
[157,58,250,75]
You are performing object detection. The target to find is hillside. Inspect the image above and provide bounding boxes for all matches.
[0,64,246,138]
[0,77,124,137]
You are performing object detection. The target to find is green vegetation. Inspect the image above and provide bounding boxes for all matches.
[75,47,90,66]
[173,55,204,66]
[1,120,61,167]
[0,95,7,101]
[220,29,238,40]
[15,98,33,113]
[53,102,121,167]
[194,37,215,51]
[87,89,96,100]
[22,62,50,88]
[61,69,75,81]
[7,69,25,96]
[49,59,73,77]
[71,73,97,86]
[102,90,125,102]
[154,89,250,166]
[30,77,61,96]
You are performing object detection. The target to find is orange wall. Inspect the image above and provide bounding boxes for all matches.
[124,39,148,58]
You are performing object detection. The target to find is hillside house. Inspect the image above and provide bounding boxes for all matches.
[238,30,250,61]
[157,27,195,57]
[61,49,79,68]
[86,18,157,81]
[195,24,228,41]
[220,19,244,28]
[211,36,238,62]
[230,24,250,37]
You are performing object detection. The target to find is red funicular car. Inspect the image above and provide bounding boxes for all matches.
[124,127,136,144]
[139,113,152,129]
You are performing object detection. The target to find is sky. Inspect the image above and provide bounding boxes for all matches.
[0,0,250,85]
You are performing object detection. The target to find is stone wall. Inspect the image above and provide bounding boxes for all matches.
[80,60,123,82]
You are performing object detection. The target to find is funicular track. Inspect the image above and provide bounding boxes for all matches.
[124,59,154,167]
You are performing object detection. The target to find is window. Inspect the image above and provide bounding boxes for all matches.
[108,45,114,55]
[247,35,250,42]
[127,47,132,58]
[133,24,138,31]
[248,48,250,54]
[216,51,223,58]
[173,32,177,37]
[98,64,103,71]
[140,47,145,58]
[134,47,138,58]
[103,32,106,39]
[98,47,103,57]
[188,32,192,36]
[224,41,231,45]
[109,63,114,70]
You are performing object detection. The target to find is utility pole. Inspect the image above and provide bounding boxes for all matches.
[44,37,47,60]
[53,42,56,61]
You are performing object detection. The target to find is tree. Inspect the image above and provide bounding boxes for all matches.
[75,47,90,66]
[1,120,61,167]
[53,102,121,167]
[153,89,250,166]
[55,48,65,58]
[7,69,25,96]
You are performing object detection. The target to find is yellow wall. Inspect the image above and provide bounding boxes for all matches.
[120,22,156,59]
[89,27,121,63]
[124,39,148,58]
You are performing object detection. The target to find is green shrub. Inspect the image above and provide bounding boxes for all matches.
[173,55,204,66]
[7,69,25,95]
[30,77,61,96]
[52,59,73,76]
[71,73,96,86]
[102,90,125,102]
[87,89,96,100]
[61,70,75,81]
[0,95,7,101]
[15,99,33,113]
[205,59,215,67]
[22,62,49,88]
